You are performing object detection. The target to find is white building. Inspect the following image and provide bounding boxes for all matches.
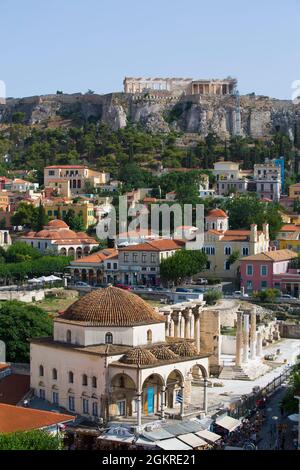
[30,287,209,425]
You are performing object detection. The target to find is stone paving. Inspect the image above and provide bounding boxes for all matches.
[190,338,300,412]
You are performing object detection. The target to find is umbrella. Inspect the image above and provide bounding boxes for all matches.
[28,278,43,283]
[287,414,299,422]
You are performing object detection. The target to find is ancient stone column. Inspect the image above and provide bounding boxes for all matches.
[170,318,175,337]
[136,391,142,428]
[165,315,170,336]
[250,310,257,360]
[184,311,192,339]
[256,331,263,357]
[174,312,181,337]
[242,313,250,363]
[190,311,195,338]
[235,311,243,367]
[180,314,185,338]
[194,314,201,353]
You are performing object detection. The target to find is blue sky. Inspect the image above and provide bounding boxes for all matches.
[0,0,299,99]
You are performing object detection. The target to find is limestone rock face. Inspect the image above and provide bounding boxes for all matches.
[1,92,300,139]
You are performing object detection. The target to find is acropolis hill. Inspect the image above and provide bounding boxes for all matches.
[1,81,300,139]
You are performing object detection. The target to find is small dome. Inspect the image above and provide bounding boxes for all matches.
[169,342,198,357]
[120,347,158,365]
[207,209,228,218]
[150,345,179,360]
[59,286,165,326]
[46,219,69,229]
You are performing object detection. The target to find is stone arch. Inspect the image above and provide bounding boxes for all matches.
[81,269,87,282]
[191,363,208,380]
[83,246,90,255]
[60,247,67,256]
[74,269,80,282]
[68,247,75,258]
[76,247,83,259]
[166,369,184,409]
[142,373,165,416]
[110,372,137,418]
[88,269,95,285]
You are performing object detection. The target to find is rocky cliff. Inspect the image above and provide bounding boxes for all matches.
[1,92,299,139]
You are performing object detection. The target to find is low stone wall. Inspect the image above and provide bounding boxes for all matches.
[0,289,45,302]
[279,322,300,339]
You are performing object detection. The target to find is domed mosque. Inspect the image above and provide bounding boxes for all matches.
[30,286,209,425]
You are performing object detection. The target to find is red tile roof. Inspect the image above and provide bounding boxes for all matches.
[71,248,118,265]
[119,239,183,252]
[0,403,74,433]
[45,165,85,169]
[241,249,297,262]
[206,209,228,218]
[0,374,30,405]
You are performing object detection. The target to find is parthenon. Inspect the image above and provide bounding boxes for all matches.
[123,76,237,96]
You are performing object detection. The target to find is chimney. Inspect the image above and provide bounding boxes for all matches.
[250,224,258,243]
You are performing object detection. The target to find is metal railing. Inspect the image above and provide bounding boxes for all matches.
[228,367,291,420]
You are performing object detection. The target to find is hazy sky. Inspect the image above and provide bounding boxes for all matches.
[1,0,299,99]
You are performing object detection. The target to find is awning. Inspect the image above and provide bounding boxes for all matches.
[215,416,241,432]
[196,429,222,443]
[177,433,207,448]
[155,438,192,450]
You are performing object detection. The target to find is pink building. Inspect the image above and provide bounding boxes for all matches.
[240,249,300,296]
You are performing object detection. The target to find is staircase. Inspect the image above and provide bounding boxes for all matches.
[219,363,270,381]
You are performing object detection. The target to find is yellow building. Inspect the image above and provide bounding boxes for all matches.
[278,234,300,253]
[0,191,9,211]
[43,201,97,229]
[289,183,300,199]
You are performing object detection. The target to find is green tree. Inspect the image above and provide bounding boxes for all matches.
[228,250,240,266]
[11,203,36,227]
[0,430,63,450]
[0,301,53,362]
[160,250,207,285]
[5,242,40,263]
[32,203,49,231]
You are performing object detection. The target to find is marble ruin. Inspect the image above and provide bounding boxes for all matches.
[123,76,237,96]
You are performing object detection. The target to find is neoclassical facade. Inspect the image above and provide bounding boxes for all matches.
[30,287,210,426]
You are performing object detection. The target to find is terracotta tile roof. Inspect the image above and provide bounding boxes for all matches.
[45,165,85,169]
[71,248,118,265]
[0,403,74,433]
[241,249,297,262]
[206,208,228,218]
[120,348,158,365]
[207,229,262,242]
[0,364,9,371]
[0,374,30,405]
[47,219,69,229]
[169,342,198,357]
[119,239,182,252]
[58,286,165,326]
[280,224,300,232]
[150,345,179,360]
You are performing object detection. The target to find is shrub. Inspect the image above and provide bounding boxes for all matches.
[204,289,222,305]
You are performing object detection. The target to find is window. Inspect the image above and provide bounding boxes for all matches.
[117,400,126,416]
[69,371,74,384]
[113,263,118,270]
[247,265,253,276]
[92,402,98,417]
[39,365,44,377]
[133,253,138,263]
[105,332,113,344]
[47,210,52,216]
[247,280,253,290]
[124,254,129,262]
[147,329,152,345]
[242,247,249,256]
[92,376,97,388]
[82,374,88,386]
[206,261,211,270]
[52,368,57,380]
[82,398,89,414]
[261,265,268,276]
[69,396,75,411]
[224,246,232,256]
[53,392,59,404]
[48,170,55,176]
[66,330,72,343]
[107,262,111,269]
[224,260,231,270]
[261,280,268,289]
[39,389,45,400]
[151,253,156,263]
[142,254,146,263]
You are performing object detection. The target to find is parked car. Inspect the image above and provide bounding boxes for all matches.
[195,278,208,285]
[279,294,297,300]
[114,283,132,291]
[132,285,153,292]
[264,354,277,361]
[175,287,190,293]
[232,291,249,298]
[153,286,168,291]
[75,281,90,287]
